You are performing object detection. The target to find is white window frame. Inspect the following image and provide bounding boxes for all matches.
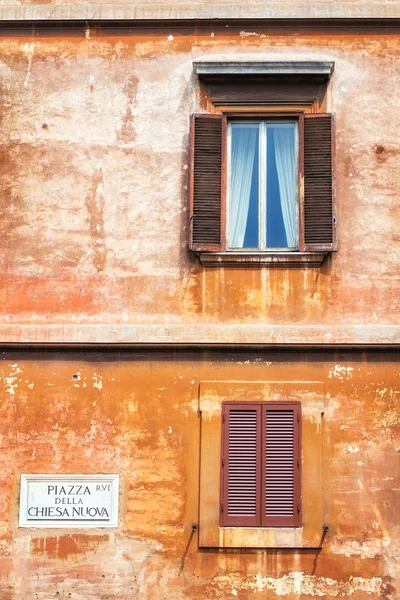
[226,118,299,252]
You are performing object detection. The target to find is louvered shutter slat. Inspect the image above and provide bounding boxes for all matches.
[189,114,223,251]
[221,405,260,527]
[265,411,294,517]
[262,405,301,527]
[303,114,337,251]
[228,410,257,516]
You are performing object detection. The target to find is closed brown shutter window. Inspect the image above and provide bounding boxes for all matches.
[188,114,225,251]
[221,402,301,528]
[302,113,337,251]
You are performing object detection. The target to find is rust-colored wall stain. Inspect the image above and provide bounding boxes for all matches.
[0,350,398,598]
[0,26,398,326]
[31,534,109,559]
[85,167,107,272]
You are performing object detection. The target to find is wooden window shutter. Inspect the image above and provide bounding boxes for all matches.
[221,404,261,527]
[221,402,301,528]
[261,404,301,527]
[189,114,225,251]
[302,113,337,252]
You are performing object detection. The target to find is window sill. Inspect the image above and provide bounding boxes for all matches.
[197,251,327,268]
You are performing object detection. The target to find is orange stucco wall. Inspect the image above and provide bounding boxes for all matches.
[0,349,398,598]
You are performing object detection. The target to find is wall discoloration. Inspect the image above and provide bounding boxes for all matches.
[205,572,385,597]
[85,167,107,272]
[0,350,398,598]
[0,26,398,332]
[31,533,109,559]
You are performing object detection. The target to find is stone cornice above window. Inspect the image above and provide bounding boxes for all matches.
[0,5,397,22]
[193,61,335,79]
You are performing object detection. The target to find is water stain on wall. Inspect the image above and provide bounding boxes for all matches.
[85,167,107,272]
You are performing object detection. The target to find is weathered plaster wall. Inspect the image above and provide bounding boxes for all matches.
[0,349,398,599]
[0,4,399,20]
[0,24,399,341]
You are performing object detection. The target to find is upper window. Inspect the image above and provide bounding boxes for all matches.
[189,112,336,266]
[228,119,298,251]
[188,61,337,266]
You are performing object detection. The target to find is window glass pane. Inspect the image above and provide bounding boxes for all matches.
[266,123,297,249]
[229,124,259,249]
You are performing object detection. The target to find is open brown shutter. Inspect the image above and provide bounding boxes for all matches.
[189,114,224,251]
[221,404,261,527]
[302,113,337,252]
[261,404,301,527]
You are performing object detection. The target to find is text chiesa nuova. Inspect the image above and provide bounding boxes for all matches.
[27,483,111,519]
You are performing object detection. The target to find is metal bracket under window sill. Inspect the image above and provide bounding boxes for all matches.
[197,251,327,268]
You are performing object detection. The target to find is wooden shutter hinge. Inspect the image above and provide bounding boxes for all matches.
[221,502,224,513]
[222,412,226,422]
[222,458,225,467]
[297,458,300,467]
[297,413,300,422]
[297,503,301,513]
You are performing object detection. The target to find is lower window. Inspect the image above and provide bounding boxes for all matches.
[220,402,301,527]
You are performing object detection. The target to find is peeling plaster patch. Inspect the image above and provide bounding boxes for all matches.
[373,408,399,433]
[2,377,16,394]
[330,538,391,559]
[328,365,354,380]
[344,445,360,453]
[206,572,384,597]
[299,400,324,429]
[240,30,266,38]
[199,396,221,418]
[23,43,34,88]
[3,365,22,395]
[93,375,103,390]
[0,539,12,557]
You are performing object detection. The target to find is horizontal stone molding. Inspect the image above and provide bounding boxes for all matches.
[198,252,327,268]
[0,324,398,346]
[0,3,399,22]
[193,62,335,77]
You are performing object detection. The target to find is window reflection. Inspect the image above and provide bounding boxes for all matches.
[228,120,297,250]
[229,124,259,249]
[267,124,297,249]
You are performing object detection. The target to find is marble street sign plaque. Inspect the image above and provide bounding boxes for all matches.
[19,474,119,528]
